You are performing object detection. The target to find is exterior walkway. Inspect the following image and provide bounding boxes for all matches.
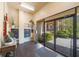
[15,41,63,57]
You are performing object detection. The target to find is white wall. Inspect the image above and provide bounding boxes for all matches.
[0,3,4,47]
[0,2,33,45]
[8,6,19,28]
[19,10,32,44]
[33,2,79,21]
[7,3,33,44]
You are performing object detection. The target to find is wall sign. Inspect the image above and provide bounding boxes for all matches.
[11,29,19,39]
[24,29,31,38]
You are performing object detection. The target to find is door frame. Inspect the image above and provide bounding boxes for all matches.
[43,8,77,57]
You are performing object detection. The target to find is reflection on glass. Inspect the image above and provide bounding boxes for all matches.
[56,17,73,56]
[77,15,79,57]
[45,22,54,50]
[37,22,44,44]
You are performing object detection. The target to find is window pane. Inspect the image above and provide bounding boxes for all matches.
[77,7,79,57]
[45,22,54,50]
[37,22,44,44]
[56,17,73,56]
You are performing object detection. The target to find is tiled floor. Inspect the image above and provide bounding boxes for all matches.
[15,41,64,57]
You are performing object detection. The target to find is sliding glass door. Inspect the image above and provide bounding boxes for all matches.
[45,22,55,50]
[56,17,73,56]
[37,7,79,57]
[77,7,79,57]
[37,22,43,43]
[77,15,79,57]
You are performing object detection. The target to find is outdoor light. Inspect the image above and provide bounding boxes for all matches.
[20,3,35,11]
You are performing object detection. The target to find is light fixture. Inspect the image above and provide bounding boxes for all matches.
[20,3,35,11]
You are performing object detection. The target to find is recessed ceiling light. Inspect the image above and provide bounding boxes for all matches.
[20,3,35,11]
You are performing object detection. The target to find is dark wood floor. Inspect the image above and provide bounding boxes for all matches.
[15,41,63,57]
[15,41,37,57]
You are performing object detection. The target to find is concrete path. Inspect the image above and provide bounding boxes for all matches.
[47,38,79,56]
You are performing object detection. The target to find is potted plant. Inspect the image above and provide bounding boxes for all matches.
[4,33,15,46]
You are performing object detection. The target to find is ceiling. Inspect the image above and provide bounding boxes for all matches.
[7,2,48,14]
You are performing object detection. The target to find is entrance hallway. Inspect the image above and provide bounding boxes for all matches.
[15,41,63,57]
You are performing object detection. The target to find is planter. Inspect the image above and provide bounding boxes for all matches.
[4,38,16,46]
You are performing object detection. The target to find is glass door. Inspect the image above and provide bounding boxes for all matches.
[77,15,79,57]
[56,17,73,56]
[37,22,44,44]
[45,21,55,50]
[77,7,79,57]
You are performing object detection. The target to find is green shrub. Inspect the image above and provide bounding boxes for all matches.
[57,29,71,38]
[77,32,79,39]
[45,32,53,42]
[38,34,43,43]
[38,32,53,43]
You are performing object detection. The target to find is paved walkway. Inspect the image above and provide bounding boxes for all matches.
[49,38,79,48]
[47,38,79,56]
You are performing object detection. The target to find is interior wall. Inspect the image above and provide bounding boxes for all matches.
[3,2,33,44]
[6,3,33,44]
[8,5,19,28]
[0,3,4,47]
[19,10,32,44]
[0,3,32,43]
